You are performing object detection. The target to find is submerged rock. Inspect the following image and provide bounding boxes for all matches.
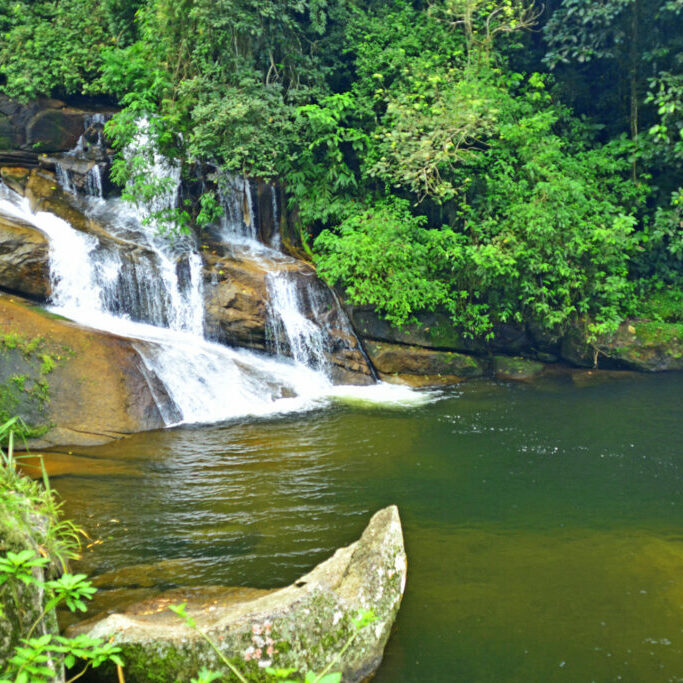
[493,355,546,381]
[68,505,407,683]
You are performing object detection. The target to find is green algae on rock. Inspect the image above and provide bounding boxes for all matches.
[68,506,407,683]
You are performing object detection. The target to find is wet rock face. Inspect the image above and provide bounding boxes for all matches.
[0,294,167,447]
[0,213,50,300]
[202,249,270,351]
[68,506,407,683]
[203,246,375,385]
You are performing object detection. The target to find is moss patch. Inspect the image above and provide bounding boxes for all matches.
[0,333,70,442]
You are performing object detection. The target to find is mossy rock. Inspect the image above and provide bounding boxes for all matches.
[349,307,487,354]
[605,321,683,371]
[561,319,683,372]
[365,340,486,382]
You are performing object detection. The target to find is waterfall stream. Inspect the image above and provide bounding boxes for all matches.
[0,133,422,426]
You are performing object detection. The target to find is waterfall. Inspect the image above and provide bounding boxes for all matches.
[0,121,425,428]
[215,174,257,243]
[0,183,350,423]
[212,170,371,380]
[54,112,109,199]
[270,186,281,250]
[266,271,330,373]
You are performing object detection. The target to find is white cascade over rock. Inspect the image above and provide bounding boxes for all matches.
[0,130,425,426]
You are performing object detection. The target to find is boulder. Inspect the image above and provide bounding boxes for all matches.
[0,212,50,300]
[0,294,168,447]
[25,108,86,153]
[203,246,375,385]
[203,248,271,351]
[561,321,683,372]
[493,355,546,381]
[598,322,683,372]
[0,96,116,163]
[68,505,407,683]
[365,340,486,386]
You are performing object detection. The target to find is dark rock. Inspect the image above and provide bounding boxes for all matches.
[0,96,116,166]
[0,212,51,300]
[365,341,486,384]
[25,108,86,153]
[560,326,596,368]
[348,306,488,353]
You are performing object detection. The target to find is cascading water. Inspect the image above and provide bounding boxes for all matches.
[55,112,109,199]
[0,120,425,428]
[210,169,374,381]
[266,271,331,373]
[270,185,281,250]
[215,174,257,243]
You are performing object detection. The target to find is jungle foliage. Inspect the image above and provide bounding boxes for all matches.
[0,0,681,339]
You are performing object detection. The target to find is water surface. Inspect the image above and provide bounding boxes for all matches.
[47,371,683,681]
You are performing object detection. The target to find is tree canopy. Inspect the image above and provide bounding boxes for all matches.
[1,0,681,339]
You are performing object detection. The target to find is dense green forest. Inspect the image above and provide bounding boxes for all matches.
[1,0,681,340]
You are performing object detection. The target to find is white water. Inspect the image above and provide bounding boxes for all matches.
[215,174,257,244]
[55,113,108,199]
[266,270,331,373]
[0,179,428,426]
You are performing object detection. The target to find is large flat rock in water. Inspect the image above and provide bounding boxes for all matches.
[0,294,167,446]
[69,506,407,683]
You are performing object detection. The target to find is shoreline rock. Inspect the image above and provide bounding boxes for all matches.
[68,505,407,683]
[0,293,168,447]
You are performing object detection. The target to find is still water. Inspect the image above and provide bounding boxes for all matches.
[45,371,682,681]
